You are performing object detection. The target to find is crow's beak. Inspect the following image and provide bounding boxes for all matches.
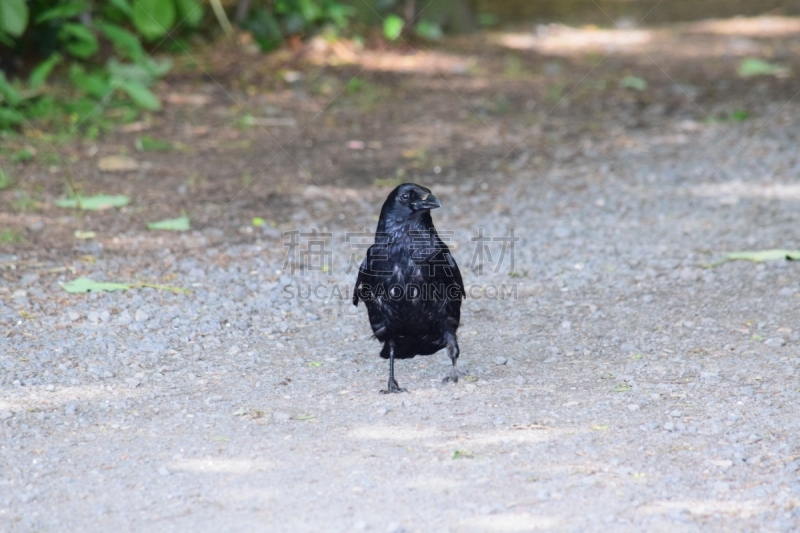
[415,193,441,210]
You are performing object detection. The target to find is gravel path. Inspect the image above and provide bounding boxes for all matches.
[3,27,800,533]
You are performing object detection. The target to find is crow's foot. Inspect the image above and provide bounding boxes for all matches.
[441,365,461,384]
[380,378,407,394]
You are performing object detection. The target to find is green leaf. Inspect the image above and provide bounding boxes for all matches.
[36,1,87,23]
[725,250,800,263]
[59,23,99,58]
[142,57,172,78]
[294,414,316,421]
[63,277,131,293]
[325,3,353,28]
[132,0,176,40]
[0,0,29,37]
[136,135,172,151]
[307,361,322,367]
[252,217,265,227]
[0,107,24,128]
[98,22,145,61]
[415,20,442,41]
[383,14,404,40]
[0,228,22,244]
[0,72,23,106]
[297,0,319,22]
[613,384,632,392]
[620,75,647,91]
[115,79,161,110]
[54,194,130,210]
[29,54,61,90]
[108,0,133,17]
[174,0,203,27]
[69,65,111,98]
[731,110,749,122]
[452,450,474,459]
[11,148,33,162]
[147,215,190,231]
[240,8,281,51]
[738,58,788,78]
[106,58,153,84]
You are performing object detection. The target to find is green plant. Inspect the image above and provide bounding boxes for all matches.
[382,14,403,40]
[241,0,355,51]
[10,147,34,163]
[0,228,24,244]
[0,0,203,132]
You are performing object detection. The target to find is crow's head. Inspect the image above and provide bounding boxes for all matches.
[381,183,441,221]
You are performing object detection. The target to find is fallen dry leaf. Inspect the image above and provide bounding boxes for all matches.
[97,156,139,172]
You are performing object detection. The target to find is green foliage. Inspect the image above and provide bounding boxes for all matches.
[136,135,172,151]
[0,0,28,37]
[620,75,647,91]
[0,0,444,133]
[29,54,62,90]
[0,0,199,133]
[383,14,404,40]
[242,0,355,51]
[54,194,131,210]
[415,20,443,41]
[133,0,176,40]
[738,58,788,78]
[11,148,34,163]
[0,228,24,244]
[147,215,190,231]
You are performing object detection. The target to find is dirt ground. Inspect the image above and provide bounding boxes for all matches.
[2,15,800,533]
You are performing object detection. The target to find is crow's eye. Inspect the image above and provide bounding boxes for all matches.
[401,193,409,200]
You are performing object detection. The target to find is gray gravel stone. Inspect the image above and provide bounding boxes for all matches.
[765,338,785,348]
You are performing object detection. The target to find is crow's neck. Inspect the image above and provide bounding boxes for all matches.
[376,212,435,244]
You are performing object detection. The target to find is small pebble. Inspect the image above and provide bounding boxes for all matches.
[386,522,405,533]
[494,356,508,365]
[273,412,290,421]
[765,338,785,348]
[628,404,640,411]
[158,466,171,476]
[134,309,149,322]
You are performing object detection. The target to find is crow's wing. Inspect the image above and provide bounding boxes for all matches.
[353,246,371,306]
[446,248,465,300]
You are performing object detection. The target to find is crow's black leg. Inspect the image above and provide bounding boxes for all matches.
[442,331,460,384]
[380,339,407,394]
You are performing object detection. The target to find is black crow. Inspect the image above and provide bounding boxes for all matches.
[353,183,465,393]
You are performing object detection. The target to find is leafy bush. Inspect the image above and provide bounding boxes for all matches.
[0,0,203,131]
[240,0,355,51]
